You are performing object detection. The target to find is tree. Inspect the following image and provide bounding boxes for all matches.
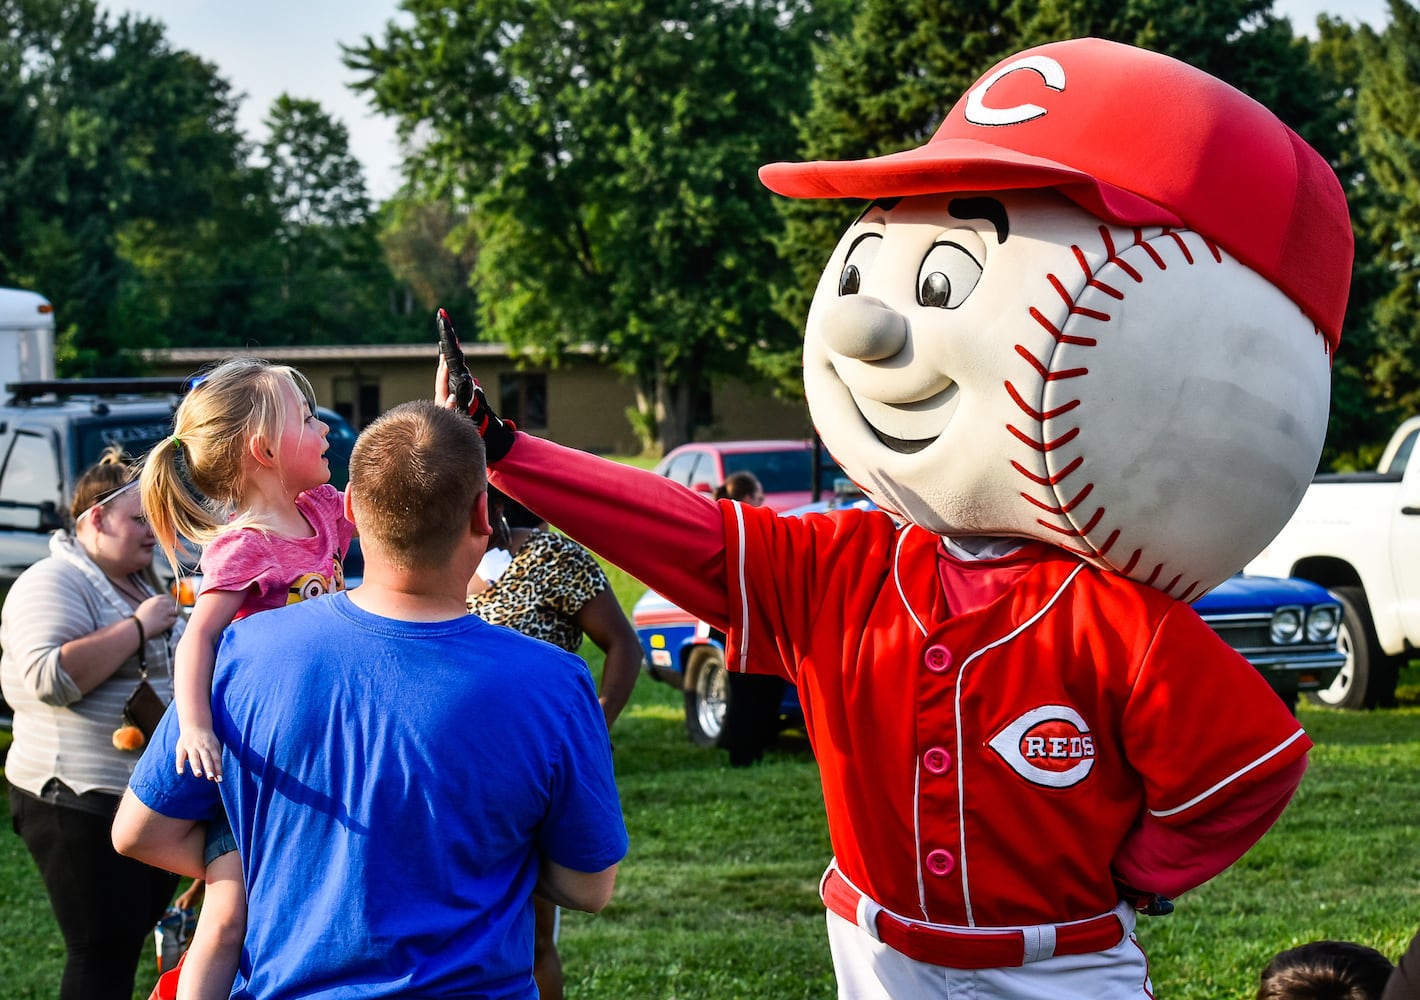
[0,0,261,372]
[378,197,479,324]
[1308,15,1390,466]
[348,0,840,451]
[247,94,416,346]
[1351,0,1420,447]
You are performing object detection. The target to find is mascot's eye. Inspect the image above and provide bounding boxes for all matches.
[916,242,983,309]
[839,265,862,297]
[838,233,883,297]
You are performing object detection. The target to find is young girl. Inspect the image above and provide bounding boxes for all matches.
[141,358,355,1000]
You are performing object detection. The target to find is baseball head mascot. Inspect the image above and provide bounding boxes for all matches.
[442,36,1351,1000]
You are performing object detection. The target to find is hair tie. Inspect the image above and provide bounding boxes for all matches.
[170,435,182,448]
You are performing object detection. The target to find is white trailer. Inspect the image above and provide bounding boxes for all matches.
[0,288,56,390]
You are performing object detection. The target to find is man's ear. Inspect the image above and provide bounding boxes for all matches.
[343,488,356,525]
[472,490,493,538]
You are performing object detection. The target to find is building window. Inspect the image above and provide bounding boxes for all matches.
[333,376,382,430]
[499,373,547,430]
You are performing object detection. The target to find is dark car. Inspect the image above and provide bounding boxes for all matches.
[653,439,846,512]
[0,378,361,729]
[633,497,1345,754]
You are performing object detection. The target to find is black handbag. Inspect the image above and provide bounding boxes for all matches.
[122,678,167,740]
[121,615,167,740]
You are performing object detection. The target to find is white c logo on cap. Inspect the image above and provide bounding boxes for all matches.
[965,55,1066,126]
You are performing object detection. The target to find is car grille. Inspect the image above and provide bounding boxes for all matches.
[1202,613,1332,656]
[1205,615,1272,651]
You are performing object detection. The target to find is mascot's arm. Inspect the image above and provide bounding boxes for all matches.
[490,434,732,629]
[1111,749,1306,899]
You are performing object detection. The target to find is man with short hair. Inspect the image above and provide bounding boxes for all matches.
[114,400,626,999]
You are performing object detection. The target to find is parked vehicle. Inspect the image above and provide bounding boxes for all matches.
[1247,415,1420,710]
[653,439,846,512]
[635,498,1344,753]
[0,378,361,729]
[0,288,56,389]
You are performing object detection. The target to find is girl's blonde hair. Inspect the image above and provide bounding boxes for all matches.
[140,358,317,579]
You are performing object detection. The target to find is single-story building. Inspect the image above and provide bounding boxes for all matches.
[139,344,815,456]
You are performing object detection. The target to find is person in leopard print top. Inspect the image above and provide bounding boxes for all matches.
[466,486,641,1000]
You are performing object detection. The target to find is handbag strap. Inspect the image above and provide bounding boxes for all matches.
[129,614,148,680]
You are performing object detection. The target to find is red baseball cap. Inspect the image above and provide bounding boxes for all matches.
[760,38,1352,351]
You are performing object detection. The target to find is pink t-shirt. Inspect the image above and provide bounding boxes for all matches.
[198,484,355,620]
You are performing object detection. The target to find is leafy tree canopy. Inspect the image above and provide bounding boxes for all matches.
[348,0,846,450]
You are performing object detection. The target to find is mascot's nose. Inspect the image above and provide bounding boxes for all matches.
[820,295,908,362]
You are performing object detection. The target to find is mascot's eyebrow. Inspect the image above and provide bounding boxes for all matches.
[950,197,1009,244]
[856,197,903,223]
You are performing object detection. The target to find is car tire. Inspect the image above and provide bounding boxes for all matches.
[1308,586,1396,710]
[684,647,729,747]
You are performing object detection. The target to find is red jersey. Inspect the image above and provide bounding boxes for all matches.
[722,503,1309,928]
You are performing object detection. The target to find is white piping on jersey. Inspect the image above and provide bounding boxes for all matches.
[893,521,933,918]
[894,524,929,638]
[730,502,750,672]
[912,760,928,920]
[952,562,1085,925]
[1149,728,1307,818]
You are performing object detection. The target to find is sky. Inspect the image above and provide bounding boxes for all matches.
[115,0,1393,205]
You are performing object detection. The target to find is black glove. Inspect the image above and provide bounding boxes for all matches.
[437,307,517,463]
[1114,879,1175,916]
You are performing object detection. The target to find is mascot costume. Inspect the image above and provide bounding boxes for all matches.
[441,37,1352,1000]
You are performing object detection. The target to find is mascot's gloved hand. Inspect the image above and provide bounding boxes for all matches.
[468,380,517,463]
[437,307,517,463]
[1114,879,1175,917]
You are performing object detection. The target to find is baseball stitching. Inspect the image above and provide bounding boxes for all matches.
[1004,225,1222,601]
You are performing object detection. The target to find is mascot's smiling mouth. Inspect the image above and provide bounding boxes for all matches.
[871,427,935,454]
[850,383,960,455]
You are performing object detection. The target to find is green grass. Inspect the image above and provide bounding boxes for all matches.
[4,563,1419,998]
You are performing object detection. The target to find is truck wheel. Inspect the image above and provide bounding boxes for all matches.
[1309,586,1393,710]
[684,647,729,747]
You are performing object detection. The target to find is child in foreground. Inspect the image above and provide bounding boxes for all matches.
[1257,940,1395,1000]
[140,358,355,1000]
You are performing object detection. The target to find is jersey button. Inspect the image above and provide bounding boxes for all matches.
[925,849,955,877]
[923,747,952,774]
[924,644,952,672]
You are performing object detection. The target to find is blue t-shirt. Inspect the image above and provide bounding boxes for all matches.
[130,593,627,999]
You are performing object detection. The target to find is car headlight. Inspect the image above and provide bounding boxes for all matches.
[1306,604,1342,643]
[1269,607,1304,644]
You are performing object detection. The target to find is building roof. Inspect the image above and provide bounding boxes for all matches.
[136,343,604,364]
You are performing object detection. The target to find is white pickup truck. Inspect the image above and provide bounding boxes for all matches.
[1246,416,1420,709]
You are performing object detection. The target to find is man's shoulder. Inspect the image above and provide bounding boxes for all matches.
[476,618,588,679]
[227,589,345,633]
[479,615,579,658]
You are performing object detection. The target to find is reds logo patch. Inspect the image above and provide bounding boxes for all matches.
[988,705,1095,788]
